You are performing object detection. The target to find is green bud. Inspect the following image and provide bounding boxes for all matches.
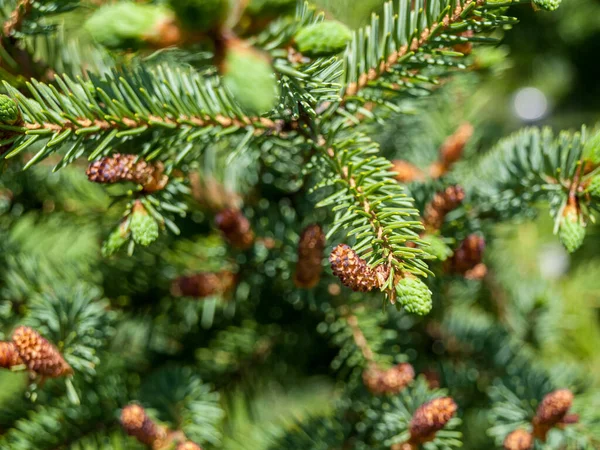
[223,43,279,114]
[396,277,433,316]
[294,20,352,57]
[168,0,228,32]
[102,223,129,257]
[85,2,173,50]
[130,204,159,247]
[558,208,585,253]
[583,129,600,165]
[0,95,20,125]
[422,234,453,262]
[532,0,561,11]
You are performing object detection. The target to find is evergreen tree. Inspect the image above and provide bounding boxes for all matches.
[0,0,599,449]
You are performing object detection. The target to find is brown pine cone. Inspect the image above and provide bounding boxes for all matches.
[294,224,326,289]
[503,429,533,450]
[0,341,23,368]
[409,397,457,443]
[430,123,474,179]
[171,271,236,298]
[392,160,424,183]
[423,186,465,230]
[121,404,167,447]
[11,326,72,378]
[446,234,486,276]
[177,442,203,450]
[329,244,389,292]
[215,208,255,250]
[535,389,574,425]
[86,154,168,193]
[363,363,415,395]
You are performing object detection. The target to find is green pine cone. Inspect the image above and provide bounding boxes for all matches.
[102,225,129,257]
[294,21,352,57]
[586,176,600,198]
[0,95,20,125]
[558,210,585,253]
[85,3,173,50]
[532,0,561,11]
[422,234,453,261]
[130,206,159,247]
[396,277,433,316]
[168,0,228,31]
[223,44,279,114]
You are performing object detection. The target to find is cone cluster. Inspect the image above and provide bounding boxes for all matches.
[329,244,389,292]
[86,154,168,193]
[362,363,415,395]
[7,326,72,378]
[215,208,255,249]
[409,397,457,443]
[171,271,236,298]
[503,429,533,450]
[294,224,326,289]
[121,404,168,447]
[423,185,465,230]
[446,234,486,279]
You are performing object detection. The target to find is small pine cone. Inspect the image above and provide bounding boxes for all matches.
[177,442,203,450]
[423,185,465,230]
[0,341,23,368]
[329,244,389,292]
[503,429,533,450]
[392,160,424,183]
[446,234,485,276]
[86,154,168,193]
[380,363,415,394]
[215,208,255,250]
[396,277,433,316]
[0,94,20,125]
[171,271,236,298]
[294,224,326,289]
[439,123,474,169]
[409,397,457,443]
[534,389,574,426]
[121,404,167,447]
[11,326,72,378]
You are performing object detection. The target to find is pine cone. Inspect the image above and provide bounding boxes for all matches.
[0,94,20,125]
[446,234,485,276]
[171,271,236,298]
[0,341,23,368]
[11,326,72,377]
[177,442,203,450]
[363,363,415,395]
[130,202,159,247]
[423,185,465,230]
[392,160,424,183]
[329,244,389,292]
[409,397,457,443]
[534,389,573,426]
[120,404,167,447]
[503,429,533,450]
[294,224,326,289]
[86,154,168,193]
[396,277,433,316]
[215,208,255,250]
[558,204,585,253]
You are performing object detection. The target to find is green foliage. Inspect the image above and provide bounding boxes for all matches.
[168,0,229,31]
[294,20,352,56]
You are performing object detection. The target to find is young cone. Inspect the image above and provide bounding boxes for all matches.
[392,160,424,183]
[396,277,433,316]
[215,208,255,250]
[86,154,168,193]
[503,429,533,450]
[558,204,585,253]
[294,224,326,289]
[423,185,465,230]
[11,326,72,377]
[446,234,486,277]
[329,244,389,292]
[532,389,575,441]
[409,397,457,443]
[294,20,352,56]
[0,341,23,368]
[0,94,20,125]
[130,202,159,247]
[120,404,167,447]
